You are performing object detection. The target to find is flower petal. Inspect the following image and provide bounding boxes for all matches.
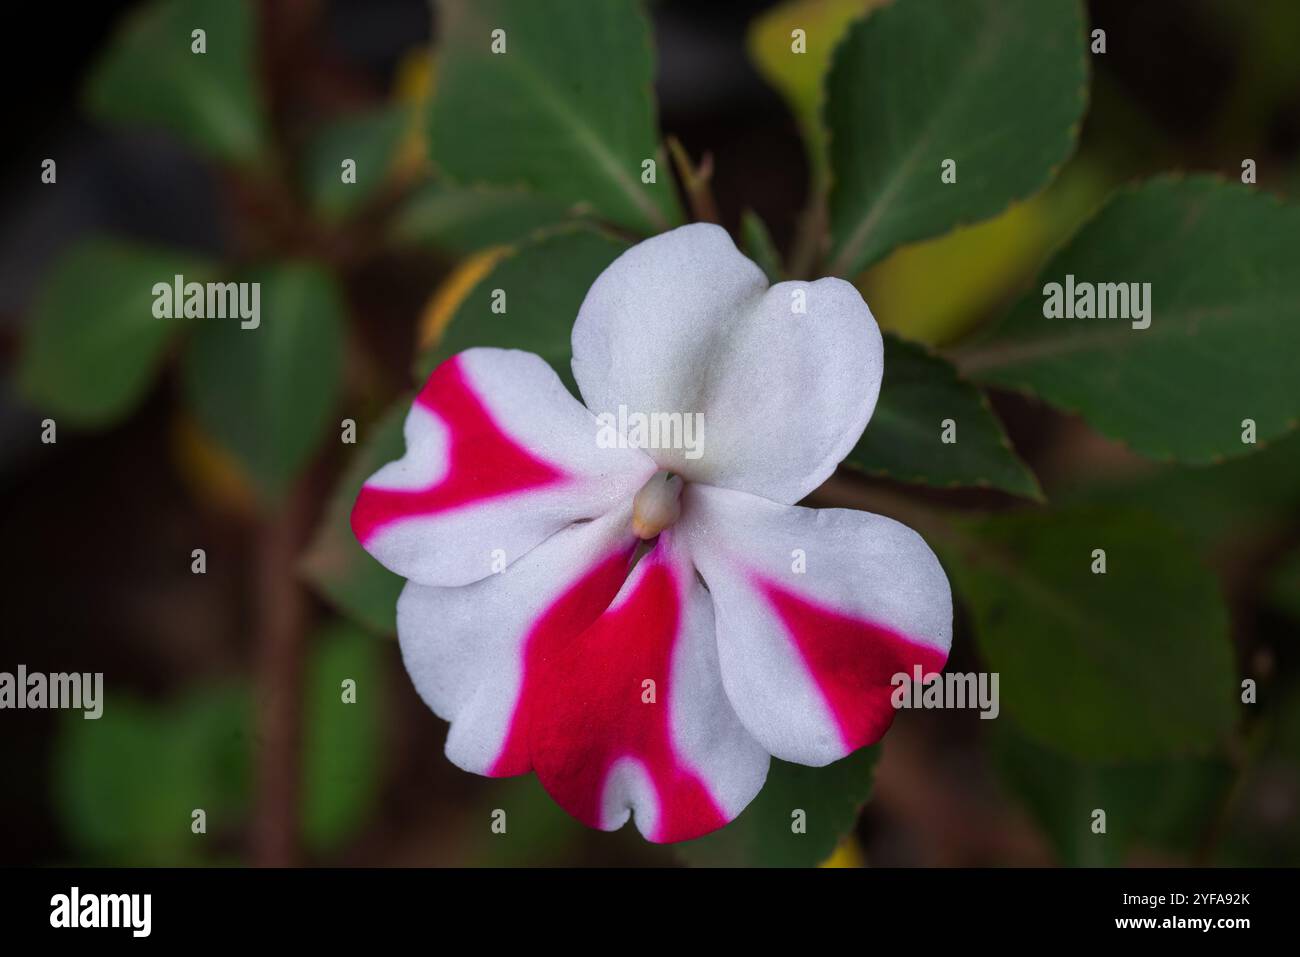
[353,348,654,586]
[681,484,952,766]
[571,223,883,504]
[397,508,638,776]
[528,530,770,843]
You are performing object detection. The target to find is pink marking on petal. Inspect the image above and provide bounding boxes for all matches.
[528,551,728,843]
[488,545,636,778]
[350,355,568,544]
[757,577,949,753]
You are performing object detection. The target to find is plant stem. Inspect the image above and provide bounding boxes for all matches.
[251,485,311,866]
[787,193,827,280]
[666,136,720,225]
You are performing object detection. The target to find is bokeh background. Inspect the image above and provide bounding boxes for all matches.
[1,0,1298,866]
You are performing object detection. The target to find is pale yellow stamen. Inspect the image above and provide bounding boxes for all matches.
[632,471,684,540]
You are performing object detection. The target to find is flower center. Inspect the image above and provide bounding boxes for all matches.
[631,470,684,540]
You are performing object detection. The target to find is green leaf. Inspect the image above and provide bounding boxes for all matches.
[18,239,213,427]
[183,262,344,501]
[305,106,411,222]
[994,722,1232,866]
[962,176,1300,464]
[301,622,384,854]
[475,776,595,866]
[1217,681,1300,866]
[845,334,1040,497]
[1060,428,1300,556]
[1267,547,1300,623]
[86,0,267,164]
[824,0,1087,276]
[746,0,886,187]
[428,0,681,234]
[301,402,408,635]
[858,153,1111,346]
[54,686,251,865]
[739,209,784,283]
[419,226,629,387]
[392,181,576,254]
[676,748,879,867]
[940,507,1237,761]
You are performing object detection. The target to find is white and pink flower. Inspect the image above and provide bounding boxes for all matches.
[352,224,952,843]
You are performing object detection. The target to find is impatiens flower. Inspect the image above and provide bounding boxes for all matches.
[351,224,952,843]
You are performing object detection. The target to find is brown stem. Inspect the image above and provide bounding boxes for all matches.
[787,193,828,281]
[251,484,311,866]
[666,136,721,225]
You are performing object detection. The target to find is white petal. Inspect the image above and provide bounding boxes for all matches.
[680,483,952,766]
[571,223,883,504]
[397,508,638,776]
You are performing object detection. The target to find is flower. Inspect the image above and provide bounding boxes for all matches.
[351,224,952,843]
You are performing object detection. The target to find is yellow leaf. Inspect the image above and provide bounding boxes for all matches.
[171,411,257,515]
[392,48,436,176]
[819,835,866,868]
[858,158,1112,345]
[417,246,509,350]
[747,0,885,182]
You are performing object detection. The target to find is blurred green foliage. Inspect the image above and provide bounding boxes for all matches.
[54,686,252,865]
[416,226,629,388]
[85,0,267,164]
[942,508,1237,761]
[1062,428,1300,556]
[993,723,1234,866]
[17,240,214,426]
[182,263,345,501]
[391,182,574,254]
[54,629,383,864]
[738,209,784,284]
[678,748,881,867]
[1270,550,1300,623]
[1216,684,1300,867]
[301,624,385,853]
[302,402,409,636]
[305,105,412,223]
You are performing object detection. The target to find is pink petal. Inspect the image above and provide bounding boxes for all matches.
[354,348,653,586]
[681,483,952,766]
[756,576,947,755]
[528,532,768,843]
[352,355,565,540]
[398,508,638,776]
